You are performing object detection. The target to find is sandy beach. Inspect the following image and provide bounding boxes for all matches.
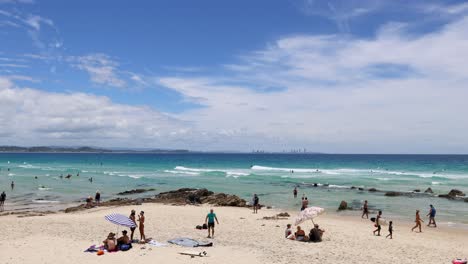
[0,203,467,264]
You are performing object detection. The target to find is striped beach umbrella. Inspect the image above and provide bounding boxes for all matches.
[104,213,136,228]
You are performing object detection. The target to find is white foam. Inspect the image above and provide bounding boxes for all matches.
[33,199,59,204]
[164,170,200,176]
[8,173,15,176]
[38,187,51,191]
[431,181,442,185]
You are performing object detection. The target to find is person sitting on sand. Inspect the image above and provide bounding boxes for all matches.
[103,232,117,251]
[386,221,393,239]
[117,230,132,251]
[309,224,325,243]
[138,211,146,242]
[205,208,219,238]
[411,210,424,233]
[285,224,293,238]
[85,196,93,208]
[426,205,437,228]
[295,226,308,241]
[362,200,369,219]
[373,210,382,236]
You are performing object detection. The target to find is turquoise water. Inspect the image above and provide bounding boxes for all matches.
[1,153,467,225]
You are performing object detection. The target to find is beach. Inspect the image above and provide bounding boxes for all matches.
[1,203,467,264]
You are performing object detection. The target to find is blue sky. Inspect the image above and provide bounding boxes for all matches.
[1,0,468,153]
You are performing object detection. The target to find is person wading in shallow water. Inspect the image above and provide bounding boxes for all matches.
[362,200,369,219]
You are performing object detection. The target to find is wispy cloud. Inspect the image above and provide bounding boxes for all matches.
[73,54,127,88]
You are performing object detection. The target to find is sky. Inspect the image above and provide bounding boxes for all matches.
[1,0,468,153]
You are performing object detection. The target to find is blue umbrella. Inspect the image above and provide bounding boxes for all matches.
[104,213,136,228]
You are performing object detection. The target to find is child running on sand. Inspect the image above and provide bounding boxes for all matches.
[386,221,393,239]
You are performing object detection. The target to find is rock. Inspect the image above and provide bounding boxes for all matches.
[350,186,356,190]
[313,183,318,187]
[448,189,465,197]
[266,206,272,209]
[368,188,378,192]
[424,188,433,194]
[385,191,402,197]
[277,212,290,217]
[117,188,155,195]
[465,198,468,203]
[152,188,246,207]
[438,194,454,199]
[413,189,421,193]
[358,187,364,191]
[338,200,348,211]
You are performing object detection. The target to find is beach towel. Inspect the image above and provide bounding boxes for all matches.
[147,240,168,247]
[167,238,213,247]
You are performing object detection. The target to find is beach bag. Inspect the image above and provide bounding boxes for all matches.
[202,223,208,229]
[120,244,132,251]
[196,225,203,230]
[97,250,104,256]
[453,259,467,264]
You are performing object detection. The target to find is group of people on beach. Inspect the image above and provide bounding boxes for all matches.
[364,200,437,239]
[285,223,325,243]
[102,209,145,251]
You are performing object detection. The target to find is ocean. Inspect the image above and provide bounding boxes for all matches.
[1,153,467,226]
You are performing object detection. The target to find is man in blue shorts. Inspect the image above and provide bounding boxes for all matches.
[205,209,219,238]
[426,204,437,227]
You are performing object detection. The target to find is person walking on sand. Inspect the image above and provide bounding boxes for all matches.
[386,221,393,239]
[138,211,146,242]
[253,194,259,214]
[205,209,219,238]
[0,191,5,211]
[293,187,298,198]
[411,210,424,233]
[426,204,437,227]
[362,200,369,219]
[129,210,137,241]
[373,210,382,236]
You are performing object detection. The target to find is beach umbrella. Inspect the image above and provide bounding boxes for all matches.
[294,206,325,226]
[104,213,136,228]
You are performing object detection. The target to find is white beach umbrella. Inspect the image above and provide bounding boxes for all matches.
[294,206,325,226]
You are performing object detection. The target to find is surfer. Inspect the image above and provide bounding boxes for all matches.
[373,210,382,236]
[411,210,424,233]
[361,200,369,219]
[426,205,437,227]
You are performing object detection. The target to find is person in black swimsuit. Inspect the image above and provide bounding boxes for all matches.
[362,200,369,219]
[253,194,259,214]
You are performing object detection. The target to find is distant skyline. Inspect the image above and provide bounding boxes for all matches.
[1,0,468,154]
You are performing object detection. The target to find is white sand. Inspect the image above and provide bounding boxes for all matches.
[0,204,467,264]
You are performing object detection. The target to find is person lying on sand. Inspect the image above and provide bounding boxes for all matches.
[103,232,117,251]
[295,226,308,241]
[309,224,325,243]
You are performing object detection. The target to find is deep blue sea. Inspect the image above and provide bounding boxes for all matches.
[1,153,467,226]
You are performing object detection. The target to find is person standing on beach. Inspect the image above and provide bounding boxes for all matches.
[138,211,146,242]
[205,209,219,238]
[129,210,137,241]
[426,205,437,227]
[293,187,298,198]
[362,200,369,219]
[95,191,101,205]
[411,210,424,232]
[373,210,382,236]
[10,181,14,190]
[0,191,5,211]
[253,194,259,214]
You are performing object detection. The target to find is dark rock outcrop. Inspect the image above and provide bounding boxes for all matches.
[350,186,356,190]
[424,188,433,194]
[154,188,246,207]
[117,188,155,195]
[368,188,378,192]
[448,189,465,197]
[358,187,364,191]
[413,189,421,193]
[385,191,403,197]
[338,200,348,210]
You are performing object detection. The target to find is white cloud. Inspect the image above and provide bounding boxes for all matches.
[0,76,194,148]
[73,54,127,88]
[157,14,468,153]
[24,15,53,31]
